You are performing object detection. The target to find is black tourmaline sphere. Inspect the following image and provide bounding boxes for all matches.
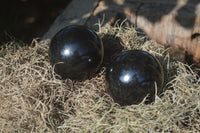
[106,50,164,105]
[49,25,104,80]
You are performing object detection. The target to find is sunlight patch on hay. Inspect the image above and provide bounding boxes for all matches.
[0,25,199,132]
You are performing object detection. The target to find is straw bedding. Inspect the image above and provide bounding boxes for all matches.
[0,25,199,132]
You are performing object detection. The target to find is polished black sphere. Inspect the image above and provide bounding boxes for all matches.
[49,25,104,80]
[106,50,164,105]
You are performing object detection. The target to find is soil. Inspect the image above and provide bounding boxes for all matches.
[0,0,71,44]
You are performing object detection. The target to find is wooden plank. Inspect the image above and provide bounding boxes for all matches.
[43,0,200,66]
[85,0,140,30]
[133,0,200,65]
[88,0,200,65]
[42,0,99,40]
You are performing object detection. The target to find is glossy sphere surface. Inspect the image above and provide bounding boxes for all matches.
[106,50,164,105]
[49,25,103,80]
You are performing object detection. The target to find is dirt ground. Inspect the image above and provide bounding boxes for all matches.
[0,0,71,44]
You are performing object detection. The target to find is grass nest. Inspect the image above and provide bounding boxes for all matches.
[0,25,199,132]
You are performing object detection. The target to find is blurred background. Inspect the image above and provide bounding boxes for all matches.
[0,0,71,44]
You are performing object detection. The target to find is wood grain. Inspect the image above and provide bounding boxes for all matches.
[43,0,200,66]
[42,0,99,40]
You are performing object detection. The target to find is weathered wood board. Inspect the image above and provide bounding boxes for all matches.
[42,0,99,40]
[43,0,200,66]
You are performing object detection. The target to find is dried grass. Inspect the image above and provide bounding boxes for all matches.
[0,25,199,133]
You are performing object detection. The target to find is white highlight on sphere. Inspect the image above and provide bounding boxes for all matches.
[64,49,70,55]
[120,73,131,83]
[61,47,71,57]
[123,74,130,82]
